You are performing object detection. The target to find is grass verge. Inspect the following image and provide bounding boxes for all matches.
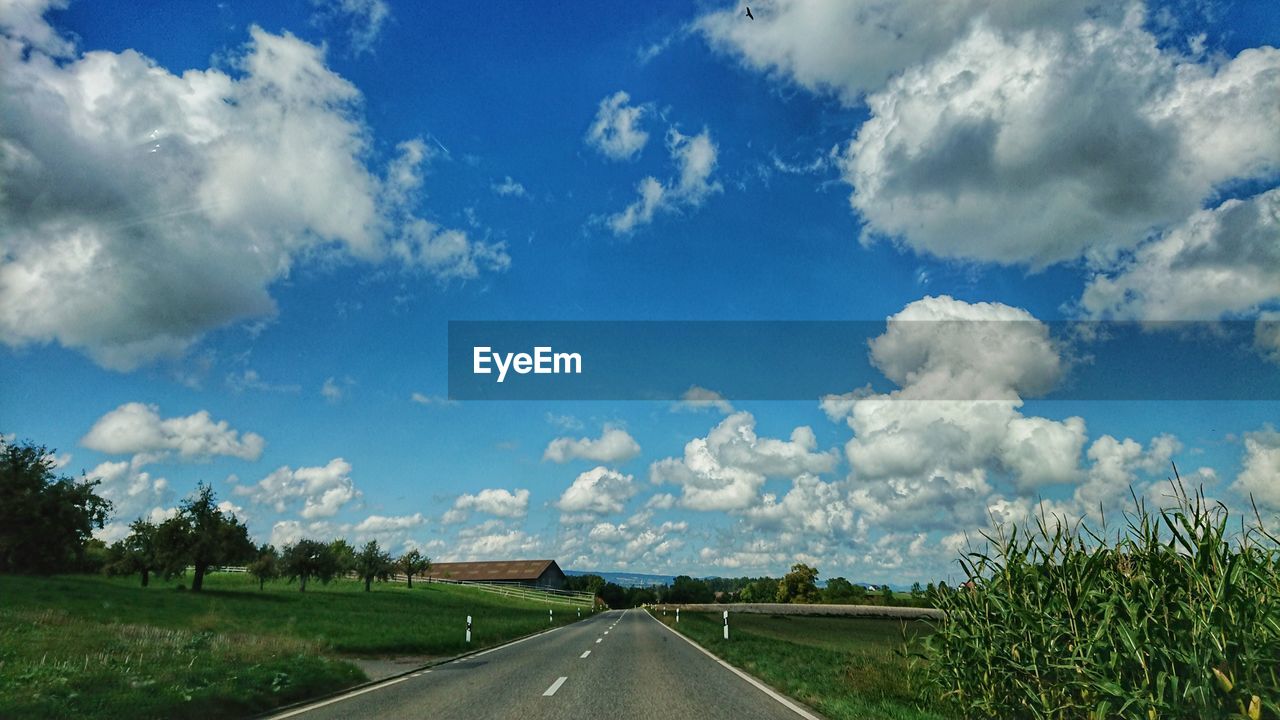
[650,609,950,720]
[0,573,589,719]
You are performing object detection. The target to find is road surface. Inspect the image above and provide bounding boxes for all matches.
[268,608,817,720]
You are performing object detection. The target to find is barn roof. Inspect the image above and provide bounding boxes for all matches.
[425,559,562,582]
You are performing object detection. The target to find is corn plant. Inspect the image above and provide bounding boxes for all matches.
[924,470,1280,719]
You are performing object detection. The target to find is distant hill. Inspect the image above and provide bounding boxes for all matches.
[565,569,674,588]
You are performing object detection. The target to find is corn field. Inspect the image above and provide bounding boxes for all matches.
[925,473,1280,719]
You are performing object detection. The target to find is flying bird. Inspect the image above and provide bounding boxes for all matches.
[745,6,754,20]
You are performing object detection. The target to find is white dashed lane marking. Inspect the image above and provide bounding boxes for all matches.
[543,677,568,697]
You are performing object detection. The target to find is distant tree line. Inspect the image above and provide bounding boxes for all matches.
[0,437,432,593]
[568,564,940,609]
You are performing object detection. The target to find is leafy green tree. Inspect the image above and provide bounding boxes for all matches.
[881,585,895,605]
[354,540,392,592]
[281,539,339,592]
[776,563,820,603]
[395,549,431,588]
[667,575,714,603]
[598,582,628,609]
[911,581,924,598]
[329,538,357,576]
[246,543,281,590]
[155,483,255,592]
[105,518,161,586]
[824,576,857,603]
[739,577,779,603]
[0,438,111,573]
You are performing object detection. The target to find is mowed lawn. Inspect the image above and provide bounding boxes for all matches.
[0,573,588,719]
[652,610,950,720]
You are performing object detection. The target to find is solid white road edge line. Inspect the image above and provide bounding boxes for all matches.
[265,621,575,719]
[580,651,591,658]
[644,610,824,720]
[543,677,568,696]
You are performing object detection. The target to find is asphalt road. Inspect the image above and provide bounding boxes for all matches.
[268,608,815,720]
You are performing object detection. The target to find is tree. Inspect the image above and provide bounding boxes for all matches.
[776,563,820,603]
[395,549,431,589]
[246,543,281,590]
[0,438,111,573]
[354,540,392,592]
[329,539,357,577]
[281,539,339,592]
[911,581,924,598]
[667,575,714,603]
[739,576,780,603]
[597,582,628,609]
[824,576,857,603]
[105,518,161,586]
[155,483,255,592]
[881,585,895,605]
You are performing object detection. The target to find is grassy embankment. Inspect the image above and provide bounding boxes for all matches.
[0,572,587,719]
[651,610,948,720]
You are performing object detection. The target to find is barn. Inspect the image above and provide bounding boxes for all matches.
[424,559,568,590]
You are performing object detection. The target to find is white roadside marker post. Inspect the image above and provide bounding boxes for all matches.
[466,615,472,644]
[676,607,680,623]
[723,610,729,640]
[577,607,581,618]
[549,608,553,624]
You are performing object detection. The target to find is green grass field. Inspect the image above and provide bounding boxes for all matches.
[652,609,950,720]
[0,573,588,719]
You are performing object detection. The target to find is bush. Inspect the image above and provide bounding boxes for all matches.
[924,474,1280,719]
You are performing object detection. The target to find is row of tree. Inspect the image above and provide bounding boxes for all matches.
[2,437,435,593]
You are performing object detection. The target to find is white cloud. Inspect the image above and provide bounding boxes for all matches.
[491,176,528,198]
[544,426,641,464]
[0,20,507,370]
[0,0,72,56]
[1232,426,1280,510]
[607,128,721,235]
[81,402,265,462]
[410,392,457,406]
[353,513,425,534]
[585,91,649,160]
[444,524,541,561]
[671,385,734,414]
[1081,188,1280,321]
[839,297,1087,530]
[235,458,361,519]
[556,466,637,516]
[310,0,390,55]
[87,456,171,532]
[321,376,354,403]
[450,488,530,519]
[844,9,1280,269]
[696,0,1104,105]
[651,411,837,511]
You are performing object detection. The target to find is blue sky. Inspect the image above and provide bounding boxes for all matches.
[2,0,1279,584]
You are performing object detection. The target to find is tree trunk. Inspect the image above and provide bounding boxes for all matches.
[300,575,307,592]
[140,569,150,587]
[365,576,372,592]
[192,564,206,592]
[406,574,413,589]
[259,577,265,591]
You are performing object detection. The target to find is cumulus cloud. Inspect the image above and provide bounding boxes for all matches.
[235,458,360,519]
[845,8,1280,270]
[650,411,837,511]
[585,91,650,160]
[81,402,265,462]
[1081,187,1280,321]
[556,466,637,517]
[696,0,1104,105]
[1232,426,1280,510]
[606,128,721,235]
[560,511,687,570]
[839,297,1087,529]
[87,457,172,539]
[543,426,641,464]
[448,488,530,521]
[0,17,507,370]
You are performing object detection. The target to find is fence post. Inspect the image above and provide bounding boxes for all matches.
[466,615,472,644]
[723,610,729,640]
